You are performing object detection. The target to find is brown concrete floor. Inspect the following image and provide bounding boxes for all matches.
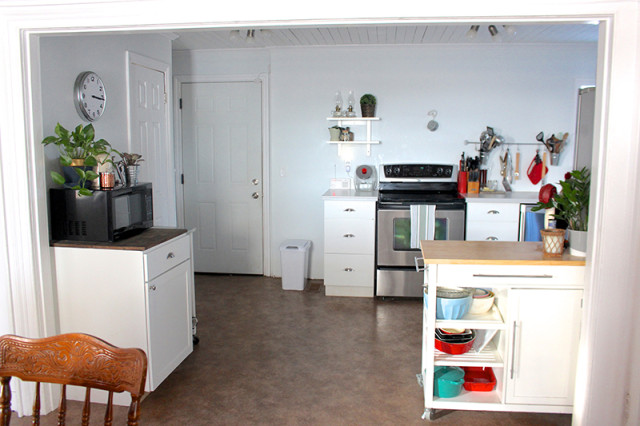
[10,274,572,425]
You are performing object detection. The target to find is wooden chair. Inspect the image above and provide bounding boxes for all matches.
[0,333,147,425]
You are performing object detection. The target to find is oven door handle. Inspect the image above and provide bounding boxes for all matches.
[414,256,426,272]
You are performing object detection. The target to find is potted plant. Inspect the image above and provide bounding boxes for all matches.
[42,122,114,196]
[532,167,591,256]
[119,152,144,186]
[360,93,377,117]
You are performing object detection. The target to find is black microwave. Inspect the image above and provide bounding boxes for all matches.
[49,183,153,242]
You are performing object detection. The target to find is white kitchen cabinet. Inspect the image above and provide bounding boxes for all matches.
[53,229,194,405]
[420,241,585,420]
[466,202,520,241]
[506,288,582,406]
[323,195,376,297]
[326,117,380,156]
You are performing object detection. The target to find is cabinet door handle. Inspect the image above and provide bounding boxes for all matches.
[485,236,498,241]
[344,208,355,212]
[167,252,175,259]
[343,234,355,238]
[344,267,354,272]
[472,274,553,279]
[487,210,500,215]
[150,285,157,291]
[510,321,517,379]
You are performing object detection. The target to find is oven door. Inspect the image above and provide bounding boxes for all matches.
[376,203,465,267]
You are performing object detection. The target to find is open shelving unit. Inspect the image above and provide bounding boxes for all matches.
[326,117,380,156]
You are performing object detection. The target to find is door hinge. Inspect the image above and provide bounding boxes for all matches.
[164,92,168,104]
[181,174,184,185]
[179,98,182,109]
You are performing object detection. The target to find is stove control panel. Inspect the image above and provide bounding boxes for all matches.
[382,164,454,179]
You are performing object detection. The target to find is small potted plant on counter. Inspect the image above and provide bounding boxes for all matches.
[532,167,591,256]
[360,93,377,117]
[42,122,114,196]
[119,152,144,186]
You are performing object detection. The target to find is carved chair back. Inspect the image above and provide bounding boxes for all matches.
[0,333,147,426]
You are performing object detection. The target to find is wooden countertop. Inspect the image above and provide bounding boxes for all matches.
[420,240,586,266]
[50,227,189,251]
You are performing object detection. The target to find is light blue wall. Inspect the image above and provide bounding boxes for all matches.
[39,33,173,187]
[175,43,596,278]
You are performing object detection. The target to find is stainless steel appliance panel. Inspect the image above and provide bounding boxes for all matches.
[376,268,424,298]
[376,206,465,267]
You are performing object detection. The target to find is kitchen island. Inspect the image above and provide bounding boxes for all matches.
[420,240,585,420]
[52,227,195,405]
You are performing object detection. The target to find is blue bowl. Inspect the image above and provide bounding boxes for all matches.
[424,290,473,320]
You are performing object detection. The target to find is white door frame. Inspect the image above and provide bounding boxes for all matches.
[173,74,271,276]
[126,51,177,226]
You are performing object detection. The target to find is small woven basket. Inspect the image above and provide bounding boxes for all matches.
[540,228,566,257]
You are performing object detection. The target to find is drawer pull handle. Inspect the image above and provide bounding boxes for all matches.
[472,274,553,279]
[150,285,157,291]
[344,267,354,272]
[343,234,355,238]
[167,252,175,259]
[344,208,355,212]
[485,236,498,241]
[487,210,500,214]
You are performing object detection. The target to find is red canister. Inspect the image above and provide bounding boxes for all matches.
[457,171,468,194]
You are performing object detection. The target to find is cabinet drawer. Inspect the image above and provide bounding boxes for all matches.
[324,219,375,254]
[466,202,520,223]
[434,264,585,287]
[466,221,519,241]
[324,200,375,220]
[324,253,374,287]
[145,234,191,281]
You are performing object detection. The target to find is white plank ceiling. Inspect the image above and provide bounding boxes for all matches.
[171,23,598,51]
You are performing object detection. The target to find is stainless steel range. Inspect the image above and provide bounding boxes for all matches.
[376,164,466,297]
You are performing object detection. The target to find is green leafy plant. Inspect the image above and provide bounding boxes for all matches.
[359,93,377,105]
[532,167,591,231]
[42,123,114,196]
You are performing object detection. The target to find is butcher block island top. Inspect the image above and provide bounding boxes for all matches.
[420,240,586,266]
[50,227,188,251]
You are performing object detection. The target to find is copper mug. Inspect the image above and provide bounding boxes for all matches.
[100,172,115,189]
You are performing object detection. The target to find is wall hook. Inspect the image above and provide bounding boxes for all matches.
[427,109,439,131]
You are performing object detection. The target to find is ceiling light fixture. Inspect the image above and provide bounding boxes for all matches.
[466,24,515,42]
[465,25,480,40]
[246,29,256,44]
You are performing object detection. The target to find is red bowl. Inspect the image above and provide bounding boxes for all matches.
[435,332,476,355]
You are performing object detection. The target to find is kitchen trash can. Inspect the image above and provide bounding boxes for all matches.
[280,240,311,290]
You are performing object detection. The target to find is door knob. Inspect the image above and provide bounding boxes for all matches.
[251,178,260,185]
[252,192,260,199]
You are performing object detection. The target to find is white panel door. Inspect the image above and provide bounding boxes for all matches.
[129,62,174,226]
[181,82,263,274]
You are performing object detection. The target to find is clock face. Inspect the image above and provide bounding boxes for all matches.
[74,71,106,121]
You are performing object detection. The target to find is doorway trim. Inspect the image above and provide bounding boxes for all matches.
[173,73,271,276]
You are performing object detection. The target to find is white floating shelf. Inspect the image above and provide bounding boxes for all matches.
[326,117,380,156]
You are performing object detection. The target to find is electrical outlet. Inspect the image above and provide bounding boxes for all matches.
[345,161,351,173]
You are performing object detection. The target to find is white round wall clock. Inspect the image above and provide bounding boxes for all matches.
[74,71,106,121]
